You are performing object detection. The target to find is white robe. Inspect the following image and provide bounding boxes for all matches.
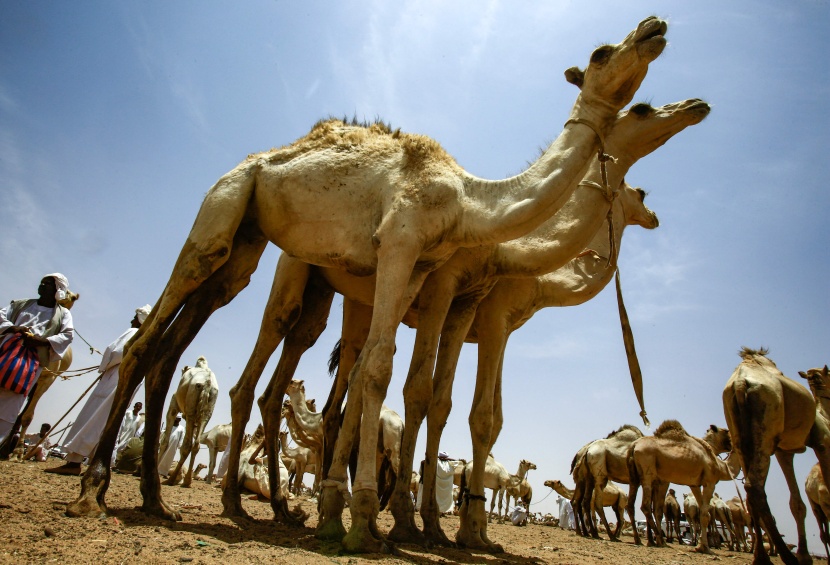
[158,421,185,476]
[557,497,574,530]
[112,409,143,461]
[416,458,463,513]
[216,444,231,479]
[62,327,138,462]
[0,301,73,441]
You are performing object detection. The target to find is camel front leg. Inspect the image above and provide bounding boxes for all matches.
[388,275,457,546]
[652,481,669,547]
[639,480,660,547]
[625,476,641,545]
[317,300,370,541]
[206,444,217,484]
[692,485,715,554]
[421,298,477,547]
[456,309,507,553]
[342,245,426,554]
[776,451,812,565]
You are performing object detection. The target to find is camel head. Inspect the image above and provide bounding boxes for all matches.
[306,398,317,411]
[615,181,659,230]
[520,459,537,472]
[703,424,732,455]
[194,356,208,369]
[287,379,305,396]
[565,17,667,115]
[798,365,830,398]
[58,290,80,309]
[543,480,558,489]
[605,99,711,167]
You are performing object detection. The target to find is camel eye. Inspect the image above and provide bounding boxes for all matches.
[590,45,613,65]
[630,103,652,116]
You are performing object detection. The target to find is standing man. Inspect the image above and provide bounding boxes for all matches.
[158,415,185,478]
[47,305,151,475]
[0,274,74,446]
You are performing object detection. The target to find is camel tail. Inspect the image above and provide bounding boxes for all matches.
[327,339,341,377]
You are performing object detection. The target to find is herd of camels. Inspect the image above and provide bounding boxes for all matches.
[20,15,825,565]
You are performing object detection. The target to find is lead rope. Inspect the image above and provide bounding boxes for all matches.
[565,118,646,427]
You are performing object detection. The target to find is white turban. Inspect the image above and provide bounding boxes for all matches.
[44,273,69,301]
[135,304,152,324]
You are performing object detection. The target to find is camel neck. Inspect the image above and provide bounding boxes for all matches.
[454,95,609,247]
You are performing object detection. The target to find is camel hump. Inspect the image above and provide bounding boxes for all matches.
[653,419,688,439]
[739,346,769,360]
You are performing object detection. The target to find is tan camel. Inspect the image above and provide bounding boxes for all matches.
[159,357,219,487]
[684,492,701,546]
[3,290,80,458]
[626,420,739,553]
[68,19,666,552]
[190,19,670,552]
[414,96,707,549]
[726,495,751,553]
[723,348,830,565]
[545,479,627,538]
[237,425,290,502]
[664,488,681,543]
[805,462,830,563]
[410,470,420,504]
[199,422,231,484]
[708,492,736,550]
[459,454,514,523]
[502,459,537,520]
[278,430,317,494]
[576,425,644,540]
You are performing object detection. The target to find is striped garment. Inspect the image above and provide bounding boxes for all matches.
[0,333,40,395]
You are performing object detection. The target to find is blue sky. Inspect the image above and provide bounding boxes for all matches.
[2,0,828,551]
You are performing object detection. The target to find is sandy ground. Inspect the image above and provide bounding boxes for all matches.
[0,458,766,565]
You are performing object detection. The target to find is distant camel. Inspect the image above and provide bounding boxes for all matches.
[160,357,219,487]
[199,423,230,484]
[805,462,830,563]
[545,479,627,539]
[663,489,681,543]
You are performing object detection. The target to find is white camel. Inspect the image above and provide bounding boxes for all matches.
[279,430,317,494]
[199,422,231,483]
[160,357,219,487]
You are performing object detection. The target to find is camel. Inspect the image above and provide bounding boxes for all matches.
[412,96,708,548]
[199,422,231,484]
[625,420,739,554]
[278,430,317,494]
[545,479,627,539]
[684,492,701,546]
[805,462,830,563]
[458,455,533,524]
[723,349,830,565]
[576,424,644,540]
[237,425,291,502]
[410,470,420,504]
[207,20,673,551]
[726,495,751,553]
[502,459,537,520]
[664,488,681,543]
[708,492,736,550]
[67,18,667,553]
[1,290,80,459]
[167,462,207,485]
[159,357,219,487]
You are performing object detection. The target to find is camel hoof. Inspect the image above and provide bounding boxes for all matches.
[692,546,712,555]
[65,496,107,519]
[387,522,427,546]
[341,523,389,554]
[142,500,182,521]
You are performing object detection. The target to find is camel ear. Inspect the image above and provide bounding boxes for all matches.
[564,66,584,88]
[798,371,808,380]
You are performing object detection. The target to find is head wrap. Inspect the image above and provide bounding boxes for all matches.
[438,451,449,460]
[44,273,69,301]
[135,304,152,324]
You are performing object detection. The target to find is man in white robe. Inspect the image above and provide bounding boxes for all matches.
[557,495,575,530]
[46,305,151,475]
[415,451,464,514]
[112,401,143,462]
[0,274,74,445]
[157,415,185,477]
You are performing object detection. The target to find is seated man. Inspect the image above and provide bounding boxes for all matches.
[23,422,51,462]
